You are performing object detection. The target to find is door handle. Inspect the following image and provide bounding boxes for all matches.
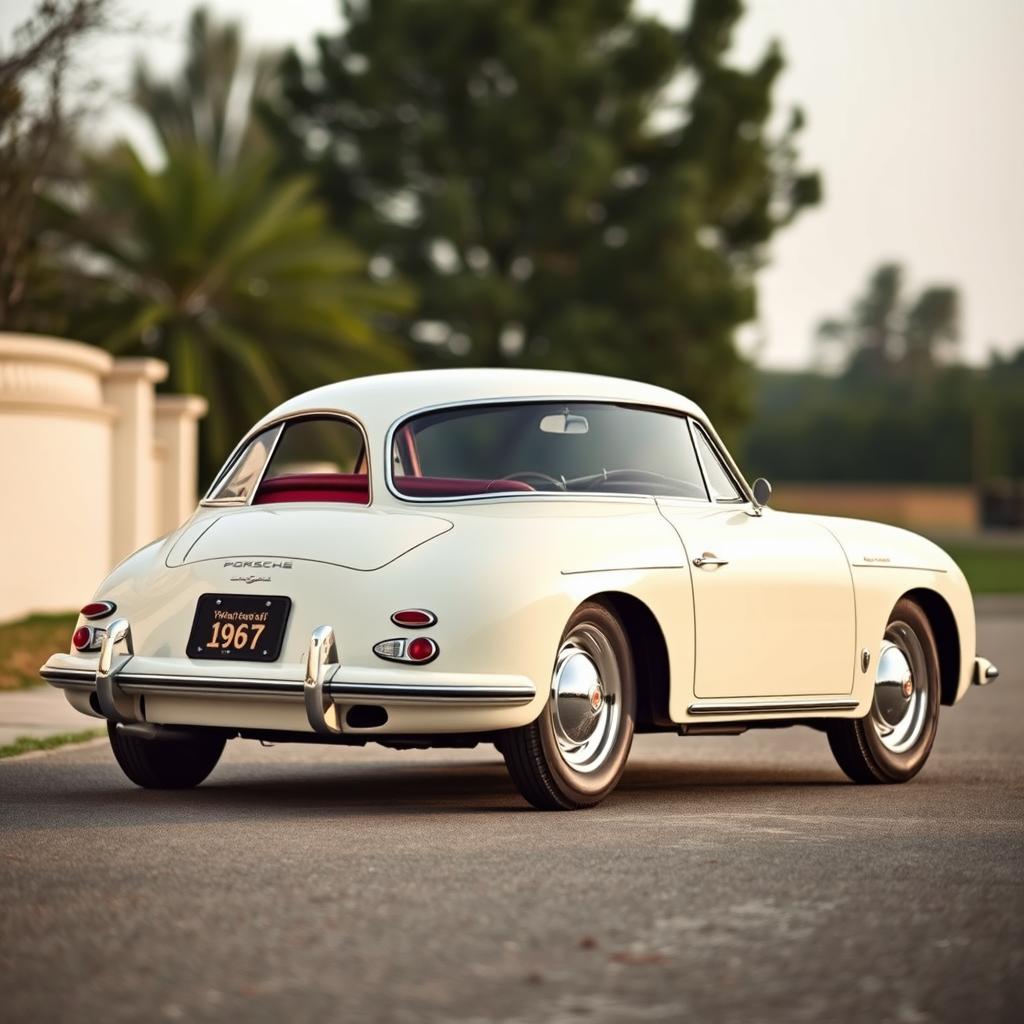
[693,552,729,568]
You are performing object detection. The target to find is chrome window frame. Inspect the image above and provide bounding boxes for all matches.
[689,420,747,505]
[384,397,754,506]
[199,410,373,508]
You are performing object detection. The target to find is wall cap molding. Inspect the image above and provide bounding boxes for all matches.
[155,394,209,420]
[0,399,117,423]
[0,332,113,374]
[108,357,168,384]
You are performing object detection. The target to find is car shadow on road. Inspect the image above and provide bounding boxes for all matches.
[6,756,854,829]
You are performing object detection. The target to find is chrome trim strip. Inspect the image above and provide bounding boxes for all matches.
[42,667,536,706]
[121,679,303,698]
[328,681,535,705]
[688,697,860,716]
[40,667,95,688]
[111,672,301,693]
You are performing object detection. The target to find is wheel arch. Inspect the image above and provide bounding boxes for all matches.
[584,591,672,729]
[901,587,960,707]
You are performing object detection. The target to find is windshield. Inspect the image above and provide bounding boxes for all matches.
[391,402,710,500]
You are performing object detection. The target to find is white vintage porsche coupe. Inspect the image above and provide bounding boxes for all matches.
[42,369,998,809]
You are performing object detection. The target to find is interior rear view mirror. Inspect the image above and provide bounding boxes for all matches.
[539,412,589,435]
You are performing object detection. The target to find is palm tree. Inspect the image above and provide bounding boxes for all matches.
[41,143,410,478]
[37,6,411,478]
[131,7,276,170]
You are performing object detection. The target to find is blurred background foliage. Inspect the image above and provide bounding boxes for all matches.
[0,0,1021,496]
[266,0,820,435]
[2,0,819,474]
[742,262,1024,488]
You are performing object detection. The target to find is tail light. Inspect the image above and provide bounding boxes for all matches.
[80,601,116,620]
[390,609,437,628]
[72,626,104,652]
[373,637,438,664]
[407,637,437,662]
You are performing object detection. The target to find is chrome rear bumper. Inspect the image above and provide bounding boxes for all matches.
[40,620,537,731]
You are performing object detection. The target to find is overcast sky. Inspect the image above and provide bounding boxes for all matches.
[3,0,1021,369]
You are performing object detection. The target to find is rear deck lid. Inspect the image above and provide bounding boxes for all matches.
[169,506,453,571]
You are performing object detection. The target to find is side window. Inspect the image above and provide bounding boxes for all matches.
[693,426,741,502]
[207,426,279,502]
[254,416,369,506]
[205,417,369,506]
[264,418,365,479]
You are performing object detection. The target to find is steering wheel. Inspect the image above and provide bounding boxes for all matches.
[500,470,565,491]
[584,468,706,499]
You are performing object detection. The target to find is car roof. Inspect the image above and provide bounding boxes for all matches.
[253,368,707,434]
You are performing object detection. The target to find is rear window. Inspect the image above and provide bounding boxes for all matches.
[206,416,368,505]
[391,402,708,500]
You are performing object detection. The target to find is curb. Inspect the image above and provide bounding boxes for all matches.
[0,735,106,763]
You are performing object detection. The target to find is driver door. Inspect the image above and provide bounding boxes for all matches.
[658,424,856,700]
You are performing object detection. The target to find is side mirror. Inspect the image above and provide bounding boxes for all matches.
[752,477,773,509]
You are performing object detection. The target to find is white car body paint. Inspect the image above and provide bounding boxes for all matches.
[42,368,980,739]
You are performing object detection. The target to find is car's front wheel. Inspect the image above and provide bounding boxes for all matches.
[107,723,226,789]
[827,598,940,784]
[501,602,636,810]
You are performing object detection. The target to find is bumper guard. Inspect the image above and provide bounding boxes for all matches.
[973,656,1000,686]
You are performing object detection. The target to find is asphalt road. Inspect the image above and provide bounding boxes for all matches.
[2,609,1021,1024]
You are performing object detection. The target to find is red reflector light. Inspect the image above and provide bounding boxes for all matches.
[72,626,93,651]
[80,601,116,620]
[391,609,436,628]
[406,637,437,663]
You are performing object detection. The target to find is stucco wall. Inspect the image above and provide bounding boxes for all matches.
[0,334,206,623]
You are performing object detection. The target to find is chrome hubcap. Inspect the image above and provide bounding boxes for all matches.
[871,624,929,753]
[549,627,621,773]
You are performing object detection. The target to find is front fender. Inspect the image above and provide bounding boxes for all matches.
[811,515,976,705]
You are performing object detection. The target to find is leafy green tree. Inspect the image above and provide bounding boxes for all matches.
[40,144,409,478]
[904,286,959,374]
[815,262,959,378]
[0,0,111,330]
[267,0,819,431]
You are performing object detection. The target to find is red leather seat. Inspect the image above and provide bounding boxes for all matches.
[254,473,369,505]
[253,473,534,504]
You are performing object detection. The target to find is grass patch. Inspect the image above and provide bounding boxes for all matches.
[0,728,103,760]
[0,612,77,689]
[941,543,1024,594]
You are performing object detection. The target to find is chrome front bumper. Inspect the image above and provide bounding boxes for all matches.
[40,619,537,732]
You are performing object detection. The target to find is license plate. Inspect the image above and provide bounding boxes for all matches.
[187,594,292,662]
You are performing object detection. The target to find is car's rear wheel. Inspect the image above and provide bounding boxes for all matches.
[107,723,226,789]
[827,598,940,784]
[501,602,635,810]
